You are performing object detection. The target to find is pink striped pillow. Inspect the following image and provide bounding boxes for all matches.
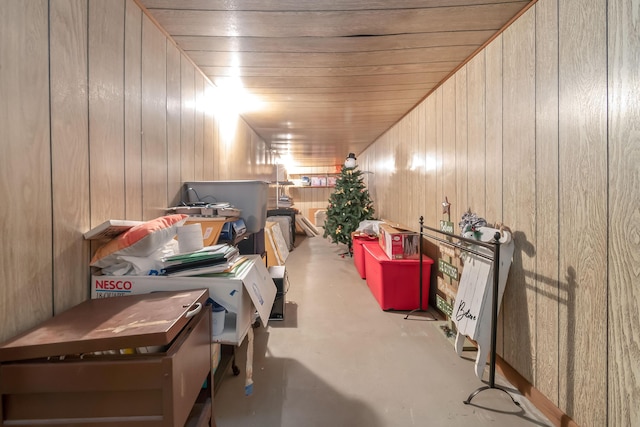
[90,214,188,268]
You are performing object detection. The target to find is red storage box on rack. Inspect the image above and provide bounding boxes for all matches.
[363,243,434,310]
[352,235,379,279]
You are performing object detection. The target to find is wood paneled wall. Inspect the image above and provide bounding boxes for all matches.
[1,0,52,337]
[1,0,638,425]
[288,187,333,224]
[360,0,639,425]
[0,0,272,340]
[608,1,640,425]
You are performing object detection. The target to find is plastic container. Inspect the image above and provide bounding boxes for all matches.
[184,181,269,233]
[363,243,433,311]
[176,223,204,253]
[210,301,226,337]
[314,210,327,227]
[352,236,379,279]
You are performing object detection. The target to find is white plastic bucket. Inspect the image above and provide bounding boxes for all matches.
[211,304,226,337]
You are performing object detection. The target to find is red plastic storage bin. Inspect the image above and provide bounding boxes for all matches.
[363,243,434,311]
[352,236,379,279]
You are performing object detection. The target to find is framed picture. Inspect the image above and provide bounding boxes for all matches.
[310,176,323,187]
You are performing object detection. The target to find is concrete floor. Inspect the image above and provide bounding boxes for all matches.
[214,235,552,427]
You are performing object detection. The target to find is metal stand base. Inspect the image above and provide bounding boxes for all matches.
[463,385,520,407]
[404,308,436,320]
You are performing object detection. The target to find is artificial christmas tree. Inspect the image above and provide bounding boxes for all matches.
[323,154,375,255]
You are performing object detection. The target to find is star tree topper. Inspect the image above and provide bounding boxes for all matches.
[442,197,451,215]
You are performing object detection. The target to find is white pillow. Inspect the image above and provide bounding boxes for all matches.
[90,214,188,268]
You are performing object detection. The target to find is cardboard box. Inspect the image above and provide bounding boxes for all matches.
[378,223,420,260]
[91,255,276,346]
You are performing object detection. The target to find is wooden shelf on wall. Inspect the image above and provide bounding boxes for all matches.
[290,173,338,188]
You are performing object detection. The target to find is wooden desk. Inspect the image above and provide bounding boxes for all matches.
[0,290,215,426]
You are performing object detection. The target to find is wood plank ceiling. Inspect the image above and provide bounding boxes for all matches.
[138,0,533,167]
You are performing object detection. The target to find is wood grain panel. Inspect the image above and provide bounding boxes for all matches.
[384,131,397,222]
[141,14,168,219]
[466,52,486,217]
[243,126,255,178]
[50,0,90,314]
[534,0,560,406]
[202,65,455,81]
[141,0,529,11]
[372,134,387,220]
[250,129,261,179]
[362,145,376,215]
[558,0,608,424]
[289,187,332,224]
[148,4,528,38]
[248,129,259,179]
[88,0,125,225]
[194,72,205,180]
[405,109,417,227]
[389,126,402,223]
[424,93,438,231]
[248,113,410,125]
[206,89,434,104]
[484,34,505,355]
[414,103,427,230]
[441,79,456,230]
[242,126,253,178]
[247,84,443,96]
[166,42,182,207]
[212,115,220,180]
[608,0,640,424]
[258,138,273,180]
[408,111,420,227]
[484,35,503,226]
[191,47,477,70]
[180,56,196,183]
[203,81,215,181]
[228,124,246,179]
[194,70,205,181]
[135,0,536,169]
[435,87,444,223]
[455,66,468,225]
[255,100,419,111]
[175,32,492,54]
[501,8,536,384]
[124,0,143,220]
[0,0,52,340]
[358,144,379,218]
[216,114,234,180]
[373,141,382,215]
[394,120,408,226]
[423,93,440,303]
[258,135,273,181]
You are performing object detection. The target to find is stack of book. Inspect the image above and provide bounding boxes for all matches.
[161,244,240,277]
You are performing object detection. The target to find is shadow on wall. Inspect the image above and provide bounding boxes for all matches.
[214,329,383,427]
[501,230,536,383]
[518,252,577,419]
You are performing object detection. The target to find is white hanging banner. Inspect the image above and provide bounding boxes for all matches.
[451,226,515,379]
